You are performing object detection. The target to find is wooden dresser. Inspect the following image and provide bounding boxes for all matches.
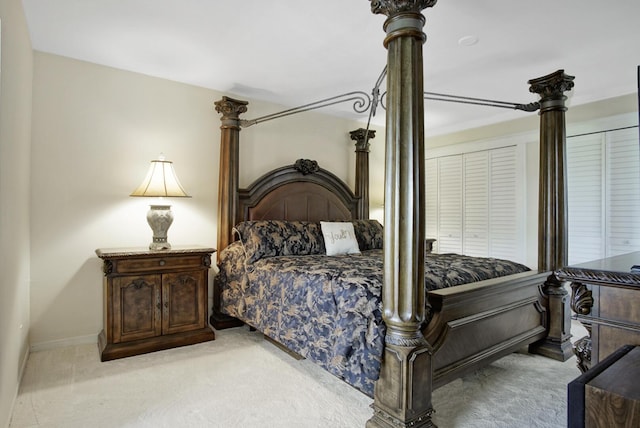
[557,251,640,372]
[569,344,640,428]
[96,246,215,361]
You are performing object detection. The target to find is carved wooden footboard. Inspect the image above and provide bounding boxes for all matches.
[424,271,548,388]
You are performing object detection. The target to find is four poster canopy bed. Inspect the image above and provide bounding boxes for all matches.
[211,2,575,427]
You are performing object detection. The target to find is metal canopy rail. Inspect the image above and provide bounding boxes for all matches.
[239,66,540,129]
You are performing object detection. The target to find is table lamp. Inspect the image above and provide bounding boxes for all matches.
[130,154,191,250]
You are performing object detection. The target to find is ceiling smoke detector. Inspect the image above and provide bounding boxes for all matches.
[458,35,479,47]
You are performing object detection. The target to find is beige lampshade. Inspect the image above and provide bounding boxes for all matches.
[130,156,191,198]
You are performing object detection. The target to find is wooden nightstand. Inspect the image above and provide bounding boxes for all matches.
[96,246,215,361]
[426,238,436,253]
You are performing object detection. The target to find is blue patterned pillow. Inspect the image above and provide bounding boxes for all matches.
[233,220,325,264]
[352,219,384,250]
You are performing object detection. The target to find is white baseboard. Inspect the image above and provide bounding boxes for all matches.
[4,346,31,428]
[30,334,98,352]
[19,345,29,384]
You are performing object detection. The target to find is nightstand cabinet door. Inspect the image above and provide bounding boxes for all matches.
[162,270,206,335]
[113,274,162,343]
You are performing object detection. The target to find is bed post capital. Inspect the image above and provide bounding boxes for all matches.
[350,128,375,152]
[370,0,437,16]
[214,96,248,128]
[528,70,575,113]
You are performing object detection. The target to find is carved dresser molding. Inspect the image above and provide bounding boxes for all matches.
[556,251,640,372]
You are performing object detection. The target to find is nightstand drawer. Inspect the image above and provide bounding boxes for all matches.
[115,255,204,274]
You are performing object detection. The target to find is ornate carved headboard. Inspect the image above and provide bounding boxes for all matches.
[211,158,361,330]
[213,97,375,254]
[237,159,358,223]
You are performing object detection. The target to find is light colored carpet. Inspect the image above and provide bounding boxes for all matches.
[10,326,584,427]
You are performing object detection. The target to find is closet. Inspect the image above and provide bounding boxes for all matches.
[426,145,525,263]
[567,127,640,264]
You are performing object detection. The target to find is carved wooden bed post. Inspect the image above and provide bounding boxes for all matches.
[367,1,437,427]
[211,96,248,330]
[528,70,575,361]
[350,128,375,219]
[214,96,248,256]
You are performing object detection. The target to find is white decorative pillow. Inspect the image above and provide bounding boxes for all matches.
[320,221,361,256]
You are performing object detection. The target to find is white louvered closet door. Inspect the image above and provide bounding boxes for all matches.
[567,134,604,264]
[567,127,640,264]
[436,155,463,254]
[425,158,439,252]
[426,146,520,260]
[606,128,640,256]
[488,146,519,261]
[463,151,489,257]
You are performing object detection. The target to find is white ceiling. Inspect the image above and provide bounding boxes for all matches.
[21,0,640,135]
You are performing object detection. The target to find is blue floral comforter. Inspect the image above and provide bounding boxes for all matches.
[217,241,530,397]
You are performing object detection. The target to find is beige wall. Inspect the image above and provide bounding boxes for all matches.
[0,0,32,426]
[29,52,383,348]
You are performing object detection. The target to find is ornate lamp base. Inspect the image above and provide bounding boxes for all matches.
[147,205,174,250]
